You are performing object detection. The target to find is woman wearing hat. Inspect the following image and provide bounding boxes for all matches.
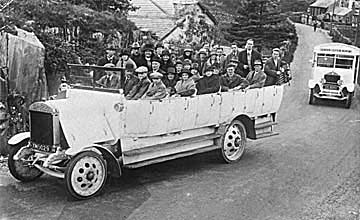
[130,42,143,67]
[163,67,178,95]
[173,68,196,97]
[126,66,151,100]
[142,71,168,100]
[136,43,154,70]
[160,50,174,72]
[202,49,220,75]
[116,48,137,69]
[196,66,220,95]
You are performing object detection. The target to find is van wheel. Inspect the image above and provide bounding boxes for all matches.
[220,120,247,163]
[309,88,315,105]
[345,93,353,109]
[65,151,107,200]
[8,141,43,182]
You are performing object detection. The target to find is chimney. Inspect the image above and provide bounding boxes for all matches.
[173,0,199,17]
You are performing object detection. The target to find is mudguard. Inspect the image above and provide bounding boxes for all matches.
[308,80,316,89]
[66,144,122,178]
[8,132,30,146]
[344,84,355,93]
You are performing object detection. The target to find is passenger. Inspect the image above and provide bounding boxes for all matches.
[154,42,165,58]
[142,72,168,100]
[183,59,192,70]
[95,63,121,89]
[173,68,196,97]
[179,46,194,62]
[238,39,262,77]
[163,67,178,96]
[116,48,137,69]
[175,60,183,75]
[150,56,166,75]
[190,63,201,83]
[229,58,243,76]
[137,43,154,71]
[196,66,220,95]
[203,49,220,75]
[217,46,226,73]
[242,59,266,89]
[130,42,143,67]
[220,63,248,92]
[264,48,282,86]
[123,63,139,96]
[224,41,241,69]
[126,66,151,100]
[95,47,119,81]
[160,50,174,72]
[196,48,208,75]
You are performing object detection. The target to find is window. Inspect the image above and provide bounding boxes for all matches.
[317,54,335,67]
[335,57,353,69]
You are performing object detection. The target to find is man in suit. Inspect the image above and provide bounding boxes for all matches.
[95,47,119,81]
[238,39,262,78]
[264,48,283,86]
[95,63,121,89]
[224,42,241,70]
[123,63,139,96]
[244,59,267,89]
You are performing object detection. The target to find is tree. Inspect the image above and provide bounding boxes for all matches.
[223,0,296,53]
[0,0,136,94]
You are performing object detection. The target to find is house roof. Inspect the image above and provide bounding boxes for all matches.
[327,6,352,16]
[128,0,217,39]
[310,0,334,8]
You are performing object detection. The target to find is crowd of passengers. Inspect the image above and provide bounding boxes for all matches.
[89,38,290,100]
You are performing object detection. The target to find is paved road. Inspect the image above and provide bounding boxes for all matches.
[0,23,359,220]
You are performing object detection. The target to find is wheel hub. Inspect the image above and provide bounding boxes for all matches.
[223,124,245,161]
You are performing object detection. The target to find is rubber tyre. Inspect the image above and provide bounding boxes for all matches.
[65,151,108,200]
[345,93,353,109]
[309,88,315,105]
[8,140,43,182]
[219,120,247,163]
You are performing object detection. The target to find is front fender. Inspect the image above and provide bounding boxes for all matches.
[8,132,30,146]
[66,144,122,178]
[343,84,355,93]
[308,80,316,89]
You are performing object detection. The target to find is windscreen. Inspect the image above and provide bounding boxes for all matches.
[317,54,335,68]
[335,55,353,69]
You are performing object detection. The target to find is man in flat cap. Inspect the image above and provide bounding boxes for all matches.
[220,63,248,92]
[126,66,151,100]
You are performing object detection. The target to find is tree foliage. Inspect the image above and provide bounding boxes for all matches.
[223,0,297,54]
[0,0,136,94]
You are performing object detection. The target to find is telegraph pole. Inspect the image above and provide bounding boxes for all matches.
[330,0,337,33]
[354,3,360,46]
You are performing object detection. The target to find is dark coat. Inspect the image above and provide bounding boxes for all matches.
[160,60,175,72]
[96,74,121,89]
[126,77,151,100]
[123,75,139,96]
[142,81,168,100]
[95,56,119,81]
[162,77,178,95]
[245,70,267,89]
[196,74,220,95]
[264,57,281,86]
[238,50,262,77]
[131,54,144,67]
[136,56,153,71]
[220,74,248,91]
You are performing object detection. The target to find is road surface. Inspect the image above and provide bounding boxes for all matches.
[0,23,359,220]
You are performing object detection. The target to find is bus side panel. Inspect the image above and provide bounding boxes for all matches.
[166,98,186,132]
[232,91,246,117]
[148,101,169,135]
[219,92,235,123]
[182,97,198,131]
[244,89,257,113]
[124,101,152,136]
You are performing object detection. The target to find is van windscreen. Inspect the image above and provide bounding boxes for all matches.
[335,55,353,69]
[317,54,335,68]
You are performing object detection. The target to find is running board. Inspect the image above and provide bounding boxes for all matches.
[124,145,219,169]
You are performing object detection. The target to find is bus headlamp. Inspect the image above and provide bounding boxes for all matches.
[337,80,344,85]
[320,78,326,84]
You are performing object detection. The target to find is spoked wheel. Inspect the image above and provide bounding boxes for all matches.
[65,151,107,200]
[8,140,43,182]
[220,120,247,163]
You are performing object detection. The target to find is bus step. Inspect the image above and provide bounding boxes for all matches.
[256,132,279,139]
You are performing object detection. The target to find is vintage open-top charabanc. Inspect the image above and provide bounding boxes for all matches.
[7,65,285,199]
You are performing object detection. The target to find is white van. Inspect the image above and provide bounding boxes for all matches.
[308,43,360,108]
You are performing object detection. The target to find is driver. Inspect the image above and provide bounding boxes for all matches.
[95,63,120,89]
